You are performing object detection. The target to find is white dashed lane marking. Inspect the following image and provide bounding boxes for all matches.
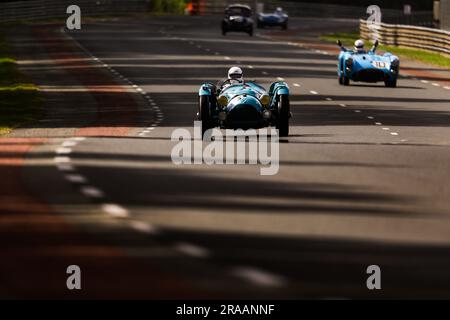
[231,267,286,287]
[175,243,210,258]
[102,203,129,218]
[65,174,87,184]
[310,90,318,95]
[81,186,104,198]
[129,220,158,234]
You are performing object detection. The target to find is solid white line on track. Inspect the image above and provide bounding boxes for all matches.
[71,137,86,142]
[174,243,210,258]
[62,141,77,147]
[231,267,285,287]
[56,147,72,154]
[54,156,71,163]
[102,203,129,218]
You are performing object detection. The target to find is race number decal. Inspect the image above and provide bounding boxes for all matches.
[372,61,387,68]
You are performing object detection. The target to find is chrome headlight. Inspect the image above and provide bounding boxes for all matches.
[260,94,270,106]
[217,95,228,107]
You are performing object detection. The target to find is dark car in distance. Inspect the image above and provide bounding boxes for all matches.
[222,4,254,36]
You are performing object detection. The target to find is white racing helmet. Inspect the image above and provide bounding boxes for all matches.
[354,39,365,52]
[227,66,243,82]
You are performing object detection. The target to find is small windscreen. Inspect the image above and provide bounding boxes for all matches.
[226,7,251,17]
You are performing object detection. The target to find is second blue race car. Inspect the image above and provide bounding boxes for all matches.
[337,39,400,88]
[257,7,288,30]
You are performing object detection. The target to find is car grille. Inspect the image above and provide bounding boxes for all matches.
[226,105,264,129]
[354,69,386,82]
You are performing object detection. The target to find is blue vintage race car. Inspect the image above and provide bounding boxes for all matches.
[337,40,400,87]
[198,80,290,137]
[257,7,288,29]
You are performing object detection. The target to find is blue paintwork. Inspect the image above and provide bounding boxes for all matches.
[257,11,288,27]
[338,48,400,84]
[198,81,289,129]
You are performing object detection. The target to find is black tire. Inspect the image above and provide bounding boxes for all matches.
[257,21,262,28]
[248,27,253,36]
[282,23,287,30]
[385,78,397,88]
[338,74,344,85]
[343,75,350,86]
[222,28,227,36]
[199,96,212,139]
[276,94,290,137]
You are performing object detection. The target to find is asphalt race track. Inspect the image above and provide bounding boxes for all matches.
[7,16,450,299]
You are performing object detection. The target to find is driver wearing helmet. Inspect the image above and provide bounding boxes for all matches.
[337,39,379,54]
[275,7,284,15]
[219,66,244,89]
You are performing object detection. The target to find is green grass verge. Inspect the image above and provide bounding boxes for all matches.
[321,31,450,69]
[0,33,41,135]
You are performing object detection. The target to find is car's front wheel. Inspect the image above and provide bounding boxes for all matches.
[385,78,397,88]
[199,96,212,139]
[276,94,290,137]
[248,27,253,36]
[343,74,350,86]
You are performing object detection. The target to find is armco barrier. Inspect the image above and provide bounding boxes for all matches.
[360,19,450,55]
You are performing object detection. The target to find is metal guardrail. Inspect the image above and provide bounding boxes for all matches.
[360,19,450,56]
[0,0,149,23]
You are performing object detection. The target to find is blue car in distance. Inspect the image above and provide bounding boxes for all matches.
[198,80,290,138]
[257,7,288,30]
[337,40,400,88]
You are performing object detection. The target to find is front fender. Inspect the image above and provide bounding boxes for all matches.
[270,81,289,96]
[199,83,214,96]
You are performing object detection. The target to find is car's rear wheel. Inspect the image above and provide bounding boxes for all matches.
[222,28,227,36]
[385,78,397,88]
[248,27,253,36]
[338,74,344,85]
[199,96,212,139]
[276,94,290,137]
[282,23,287,30]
